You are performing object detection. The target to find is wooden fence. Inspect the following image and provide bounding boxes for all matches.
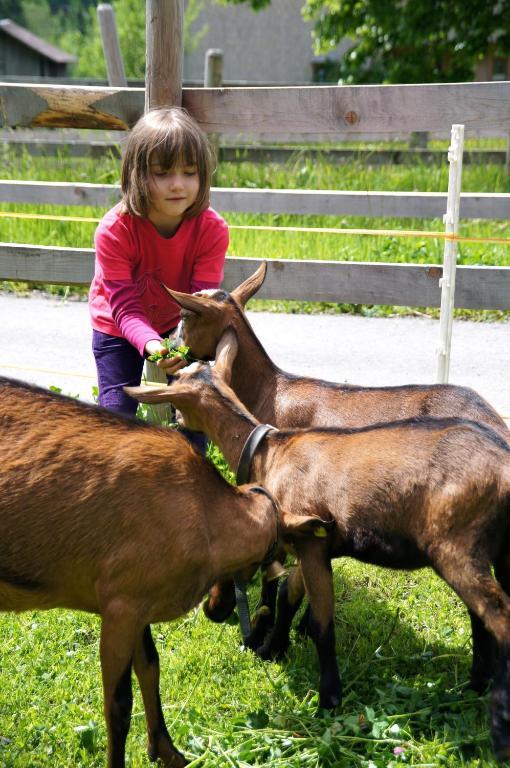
[1,79,510,309]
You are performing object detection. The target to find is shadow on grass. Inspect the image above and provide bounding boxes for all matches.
[247,565,497,765]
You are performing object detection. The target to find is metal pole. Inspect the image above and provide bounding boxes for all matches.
[436,124,464,384]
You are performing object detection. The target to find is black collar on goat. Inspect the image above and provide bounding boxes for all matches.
[237,423,278,485]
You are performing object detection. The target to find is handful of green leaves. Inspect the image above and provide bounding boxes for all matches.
[147,338,194,364]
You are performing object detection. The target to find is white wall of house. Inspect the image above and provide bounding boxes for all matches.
[184,0,319,84]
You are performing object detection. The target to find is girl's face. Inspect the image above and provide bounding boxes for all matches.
[147,157,200,236]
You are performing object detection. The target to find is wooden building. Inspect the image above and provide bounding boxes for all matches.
[0,18,76,78]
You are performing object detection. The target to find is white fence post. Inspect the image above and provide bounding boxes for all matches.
[436,124,465,384]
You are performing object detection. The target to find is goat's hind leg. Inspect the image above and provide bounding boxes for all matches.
[133,625,188,767]
[469,609,495,693]
[431,548,510,761]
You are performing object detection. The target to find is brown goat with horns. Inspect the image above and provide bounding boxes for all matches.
[128,331,510,761]
[0,376,321,768]
[161,262,510,688]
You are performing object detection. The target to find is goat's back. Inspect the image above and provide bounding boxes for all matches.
[270,374,509,440]
[265,417,510,555]
[0,378,232,613]
[205,297,509,440]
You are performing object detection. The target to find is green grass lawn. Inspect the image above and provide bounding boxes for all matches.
[0,561,495,767]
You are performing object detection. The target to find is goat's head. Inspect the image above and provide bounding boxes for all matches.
[163,262,267,360]
[126,328,242,434]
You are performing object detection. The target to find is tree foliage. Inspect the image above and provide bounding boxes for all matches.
[221,0,510,83]
[15,0,207,80]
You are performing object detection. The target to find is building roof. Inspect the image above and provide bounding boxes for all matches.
[0,18,76,63]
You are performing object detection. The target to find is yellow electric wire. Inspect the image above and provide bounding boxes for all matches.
[1,210,510,245]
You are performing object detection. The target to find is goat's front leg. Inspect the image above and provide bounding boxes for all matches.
[133,625,188,767]
[100,604,139,768]
[298,540,342,709]
[257,564,305,659]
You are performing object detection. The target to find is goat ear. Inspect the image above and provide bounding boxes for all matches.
[231,262,267,308]
[163,285,214,316]
[123,384,176,404]
[213,329,238,384]
[280,511,333,539]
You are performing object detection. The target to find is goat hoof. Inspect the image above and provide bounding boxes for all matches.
[494,744,510,764]
[319,694,341,709]
[469,679,491,696]
[256,642,273,661]
[148,742,189,767]
[319,685,342,710]
[469,673,492,695]
[245,622,273,651]
[256,636,289,660]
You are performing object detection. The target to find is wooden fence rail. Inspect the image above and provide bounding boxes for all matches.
[1,181,510,220]
[1,81,510,135]
[1,245,510,310]
[2,80,510,311]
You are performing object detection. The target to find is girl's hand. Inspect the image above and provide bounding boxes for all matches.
[145,338,193,373]
[157,355,188,374]
[145,339,167,359]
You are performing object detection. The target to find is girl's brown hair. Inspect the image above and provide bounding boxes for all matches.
[120,107,213,219]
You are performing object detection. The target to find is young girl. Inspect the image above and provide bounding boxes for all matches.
[89,107,229,418]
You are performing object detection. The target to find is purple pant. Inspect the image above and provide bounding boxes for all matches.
[92,329,207,453]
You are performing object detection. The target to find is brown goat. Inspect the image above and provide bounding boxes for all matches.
[0,376,318,768]
[128,332,510,762]
[163,262,510,663]
[165,262,508,438]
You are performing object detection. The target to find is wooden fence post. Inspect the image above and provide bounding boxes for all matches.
[97,4,127,87]
[204,48,223,161]
[144,0,184,421]
[204,48,223,87]
[436,124,464,384]
[145,0,184,112]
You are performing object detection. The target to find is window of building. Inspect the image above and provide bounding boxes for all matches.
[492,57,508,80]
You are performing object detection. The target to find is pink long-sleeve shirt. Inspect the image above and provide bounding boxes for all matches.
[89,204,229,355]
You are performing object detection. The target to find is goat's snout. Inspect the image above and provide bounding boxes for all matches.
[203,579,236,623]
